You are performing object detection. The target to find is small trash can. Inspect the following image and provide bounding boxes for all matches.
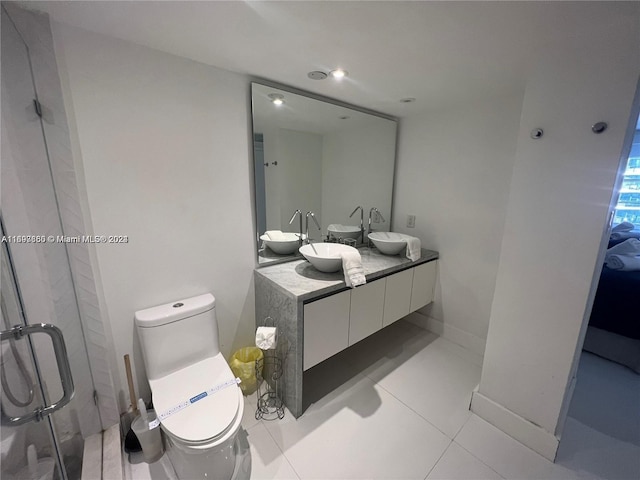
[229,347,264,395]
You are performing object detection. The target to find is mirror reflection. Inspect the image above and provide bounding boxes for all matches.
[251,82,397,265]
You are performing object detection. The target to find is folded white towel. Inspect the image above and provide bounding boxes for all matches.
[605,254,640,271]
[264,230,286,241]
[606,238,640,257]
[341,250,366,288]
[612,221,635,233]
[404,235,421,262]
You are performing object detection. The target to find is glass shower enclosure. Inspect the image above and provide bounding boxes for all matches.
[1,5,103,479]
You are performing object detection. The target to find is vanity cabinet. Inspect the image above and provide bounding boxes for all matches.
[303,262,437,371]
[255,248,438,418]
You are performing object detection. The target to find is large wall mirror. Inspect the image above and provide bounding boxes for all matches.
[251,82,398,266]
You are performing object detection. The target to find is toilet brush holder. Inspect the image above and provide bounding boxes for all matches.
[131,410,164,463]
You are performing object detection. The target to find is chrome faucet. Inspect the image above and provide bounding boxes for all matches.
[289,209,303,245]
[368,207,386,239]
[350,206,364,244]
[305,211,321,244]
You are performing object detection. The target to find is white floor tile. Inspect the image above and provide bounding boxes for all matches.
[360,327,481,438]
[247,423,300,480]
[264,373,450,479]
[427,442,503,480]
[556,416,640,480]
[241,393,261,430]
[124,452,177,480]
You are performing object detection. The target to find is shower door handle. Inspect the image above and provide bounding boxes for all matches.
[0,323,75,426]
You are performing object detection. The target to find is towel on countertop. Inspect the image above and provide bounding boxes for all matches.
[341,250,366,288]
[605,254,640,271]
[404,235,421,262]
[264,230,286,241]
[606,238,640,257]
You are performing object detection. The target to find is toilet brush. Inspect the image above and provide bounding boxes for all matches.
[123,354,141,453]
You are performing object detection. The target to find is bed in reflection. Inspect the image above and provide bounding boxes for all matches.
[583,231,640,373]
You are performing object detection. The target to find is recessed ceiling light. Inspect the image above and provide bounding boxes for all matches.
[330,69,348,80]
[400,97,416,103]
[308,71,328,80]
[268,93,285,106]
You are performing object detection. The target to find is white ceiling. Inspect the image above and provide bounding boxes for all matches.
[23,1,637,118]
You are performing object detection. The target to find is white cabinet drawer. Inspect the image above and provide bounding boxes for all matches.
[383,269,413,327]
[410,261,437,312]
[303,290,351,370]
[349,279,385,345]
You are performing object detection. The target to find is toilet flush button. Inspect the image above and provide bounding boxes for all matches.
[173,303,184,308]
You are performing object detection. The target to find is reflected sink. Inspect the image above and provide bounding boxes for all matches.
[260,232,303,255]
[368,232,408,255]
[327,224,361,241]
[299,243,358,273]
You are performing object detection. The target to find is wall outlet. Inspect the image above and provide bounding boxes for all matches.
[407,214,416,228]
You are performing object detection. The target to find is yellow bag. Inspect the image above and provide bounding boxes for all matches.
[229,347,264,395]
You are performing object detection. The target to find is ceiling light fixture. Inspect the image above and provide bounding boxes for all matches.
[268,93,285,106]
[330,69,348,80]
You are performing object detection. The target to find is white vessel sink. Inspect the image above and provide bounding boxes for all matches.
[327,224,362,241]
[299,243,358,273]
[260,232,303,255]
[368,232,408,255]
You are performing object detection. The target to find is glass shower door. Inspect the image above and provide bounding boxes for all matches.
[1,236,70,480]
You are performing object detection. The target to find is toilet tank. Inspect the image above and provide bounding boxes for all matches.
[134,293,220,380]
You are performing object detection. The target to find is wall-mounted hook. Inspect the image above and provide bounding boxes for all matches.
[530,128,544,139]
[592,122,608,134]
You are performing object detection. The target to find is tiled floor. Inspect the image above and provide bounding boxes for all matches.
[125,320,640,479]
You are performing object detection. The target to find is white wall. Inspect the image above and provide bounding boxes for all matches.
[52,23,257,406]
[392,93,523,352]
[473,2,640,460]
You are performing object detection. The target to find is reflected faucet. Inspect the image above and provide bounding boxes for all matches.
[350,206,364,244]
[305,211,321,244]
[289,209,303,245]
[368,207,386,240]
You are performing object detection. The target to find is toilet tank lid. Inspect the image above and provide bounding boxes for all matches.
[135,293,215,328]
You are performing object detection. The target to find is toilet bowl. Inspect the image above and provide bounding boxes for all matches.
[135,293,249,480]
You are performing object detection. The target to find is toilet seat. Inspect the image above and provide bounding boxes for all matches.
[150,354,242,446]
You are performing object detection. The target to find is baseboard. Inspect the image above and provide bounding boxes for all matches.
[470,391,560,461]
[406,311,486,357]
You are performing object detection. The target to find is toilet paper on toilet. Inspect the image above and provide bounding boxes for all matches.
[255,327,278,350]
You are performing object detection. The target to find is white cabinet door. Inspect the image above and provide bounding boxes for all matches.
[349,279,385,346]
[383,269,413,327]
[410,261,437,312]
[303,290,351,370]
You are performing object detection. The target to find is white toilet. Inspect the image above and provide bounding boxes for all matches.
[134,293,250,479]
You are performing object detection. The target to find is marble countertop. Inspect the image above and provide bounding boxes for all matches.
[255,247,438,302]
